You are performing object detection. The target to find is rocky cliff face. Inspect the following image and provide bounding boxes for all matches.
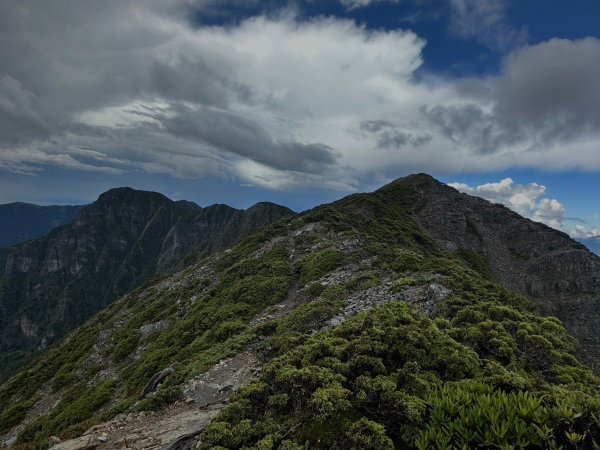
[380,174,600,367]
[0,188,293,378]
[0,203,83,249]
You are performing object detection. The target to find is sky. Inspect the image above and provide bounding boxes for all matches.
[1,0,599,242]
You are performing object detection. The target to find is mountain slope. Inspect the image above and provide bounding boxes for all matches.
[382,174,600,367]
[1,175,599,450]
[0,188,293,379]
[0,203,83,249]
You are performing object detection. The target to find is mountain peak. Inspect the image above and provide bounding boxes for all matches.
[95,186,171,206]
[246,201,295,214]
[377,173,444,193]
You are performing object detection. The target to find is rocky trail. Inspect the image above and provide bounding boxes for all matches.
[48,350,260,450]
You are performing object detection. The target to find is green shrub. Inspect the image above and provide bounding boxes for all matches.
[416,383,599,450]
[136,385,183,411]
[299,249,345,282]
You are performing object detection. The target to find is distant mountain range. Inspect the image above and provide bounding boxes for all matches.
[578,237,600,256]
[0,203,83,249]
[0,187,293,379]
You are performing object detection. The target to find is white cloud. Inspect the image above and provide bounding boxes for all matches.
[339,0,400,10]
[449,178,568,230]
[1,2,600,192]
[449,178,547,217]
[448,0,528,50]
[573,225,600,239]
[533,198,566,230]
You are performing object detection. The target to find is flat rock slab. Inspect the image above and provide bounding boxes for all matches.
[49,434,99,450]
[147,408,221,447]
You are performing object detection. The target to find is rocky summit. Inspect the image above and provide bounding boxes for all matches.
[0,188,293,380]
[1,174,600,450]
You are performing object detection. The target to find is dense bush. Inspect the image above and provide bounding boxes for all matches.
[199,299,600,449]
[416,383,600,449]
[299,249,345,282]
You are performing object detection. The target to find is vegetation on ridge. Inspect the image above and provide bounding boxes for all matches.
[1,175,599,449]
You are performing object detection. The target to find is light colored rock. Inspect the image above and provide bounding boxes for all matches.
[138,320,170,339]
[48,434,98,450]
[48,436,62,446]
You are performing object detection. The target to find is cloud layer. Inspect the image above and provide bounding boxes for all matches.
[2,1,600,191]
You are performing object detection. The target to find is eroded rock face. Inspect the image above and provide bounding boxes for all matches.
[0,189,293,379]
[138,321,170,340]
[380,174,600,366]
[326,280,451,328]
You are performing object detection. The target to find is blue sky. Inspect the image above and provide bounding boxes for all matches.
[0,0,599,240]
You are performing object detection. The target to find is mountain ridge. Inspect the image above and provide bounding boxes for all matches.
[1,174,600,449]
[0,203,83,249]
[0,187,294,380]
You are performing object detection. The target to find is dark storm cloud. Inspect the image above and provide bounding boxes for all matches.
[420,104,513,154]
[494,38,600,139]
[359,120,432,150]
[421,38,600,154]
[0,75,52,145]
[163,106,338,173]
[0,0,338,179]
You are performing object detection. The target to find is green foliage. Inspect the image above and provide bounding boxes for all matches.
[105,329,139,362]
[267,299,344,354]
[390,276,417,292]
[51,362,78,391]
[456,248,494,280]
[136,385,183,411]
[199,302,483,448]
[345,272,380,291]
[17,380,116,445]
[417,383,600,450]
[299,249,345,282]
[305,282,326,298]
[390,248,425,272]
[210,320,249,343]
[2,244,294,448]
[0,397,38,434]
[345,418,394,450]
[199,292,600,449]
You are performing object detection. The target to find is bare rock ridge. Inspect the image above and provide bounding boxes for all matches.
[0,187,294,379]
[380,173,600,366]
